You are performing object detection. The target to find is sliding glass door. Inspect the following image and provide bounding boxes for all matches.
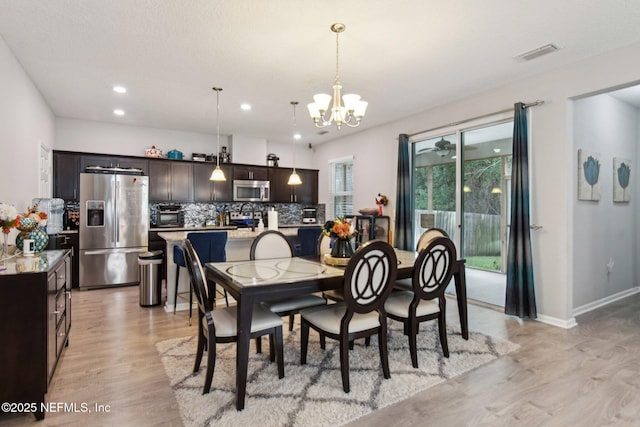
[412,120,513,307]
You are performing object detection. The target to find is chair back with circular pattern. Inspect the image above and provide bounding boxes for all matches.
[342,240,397,314]
[412,236,456,300]
[416,228,449,252]
[250,230,294,260]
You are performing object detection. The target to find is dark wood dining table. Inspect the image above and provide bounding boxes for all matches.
[205,248,468,410]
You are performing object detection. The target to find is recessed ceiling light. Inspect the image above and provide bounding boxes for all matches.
[294,133,302,140]
[493,148,501,153]
[113,109,125,116]
[240,103,251,111]
[113,85,127,94]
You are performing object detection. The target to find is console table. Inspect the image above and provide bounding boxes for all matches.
[0,249,72,420]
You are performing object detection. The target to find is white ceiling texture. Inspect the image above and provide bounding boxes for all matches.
[1,0,640,146]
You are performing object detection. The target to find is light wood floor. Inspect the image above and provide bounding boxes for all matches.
[3,285,640,426]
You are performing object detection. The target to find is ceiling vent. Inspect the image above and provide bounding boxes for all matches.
[515,43,559,61]
[317,130,329,135]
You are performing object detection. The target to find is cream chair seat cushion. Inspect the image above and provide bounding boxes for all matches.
[384,290,440,318]
[207,304,283,338]
[300,303,380,335]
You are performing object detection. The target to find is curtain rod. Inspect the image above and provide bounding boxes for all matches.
[408,100,544,138]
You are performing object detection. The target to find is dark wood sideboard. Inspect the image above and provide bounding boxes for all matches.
[0,250,72,420]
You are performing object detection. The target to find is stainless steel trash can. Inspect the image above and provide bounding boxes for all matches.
[138,250,163,307]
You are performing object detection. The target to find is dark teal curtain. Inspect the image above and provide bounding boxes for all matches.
[394,134,412,250]
[505,103,536,318]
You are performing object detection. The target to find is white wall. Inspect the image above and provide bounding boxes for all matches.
[572,95,638,308]
[55,117,226,158]
[313,41,640,326]
[55,118,315,169]
[0,36,55,243]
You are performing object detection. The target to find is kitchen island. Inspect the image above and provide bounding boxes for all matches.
[158,228,300,312]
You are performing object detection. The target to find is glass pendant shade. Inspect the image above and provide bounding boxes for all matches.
[288,170,302,185]
[210,165,226,181]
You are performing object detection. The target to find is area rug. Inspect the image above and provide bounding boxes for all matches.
[156,319,519,427]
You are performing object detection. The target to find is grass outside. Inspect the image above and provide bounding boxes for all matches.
[464,256,501,271]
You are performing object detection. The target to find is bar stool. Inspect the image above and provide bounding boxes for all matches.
[173,244,194,325]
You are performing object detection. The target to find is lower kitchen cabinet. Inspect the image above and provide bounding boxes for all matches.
[0,250,72,420]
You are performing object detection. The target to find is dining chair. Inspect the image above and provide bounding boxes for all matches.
[187,232,229,307]
[173,245,191,325]
[385,236,456,368]
[395,227,449,292]
[297,226,323,256]
[300,240,398,393]
[183,239,284,394]
[251,230,326,331]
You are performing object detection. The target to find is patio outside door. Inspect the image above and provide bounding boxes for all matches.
[412,120,513,307]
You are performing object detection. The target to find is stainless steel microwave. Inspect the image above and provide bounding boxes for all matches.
[233,180,270,202]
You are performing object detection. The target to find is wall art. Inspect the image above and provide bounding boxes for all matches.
[613,157,631,203]
[578,149,601,201]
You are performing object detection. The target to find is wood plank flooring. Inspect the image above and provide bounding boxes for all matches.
[2,285,640,426]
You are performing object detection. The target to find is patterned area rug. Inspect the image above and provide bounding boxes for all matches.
[156,319,519,427]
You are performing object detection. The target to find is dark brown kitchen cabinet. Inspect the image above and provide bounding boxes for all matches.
[269,168,318,204]
[53,151,81,201]
[80,155,149,174]
[233,165,268,181]
[193,163,232,202]
[0,250,72,420]
[148,159,193,202]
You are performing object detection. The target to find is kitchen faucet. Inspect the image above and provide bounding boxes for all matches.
[238,202,256,231]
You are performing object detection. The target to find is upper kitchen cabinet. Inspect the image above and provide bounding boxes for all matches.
[193,163,232,202]
[53,151,81,201]
[233,165,268,181]
[148,159,193,202]
[269,168,318,204]
[81,154,149,175]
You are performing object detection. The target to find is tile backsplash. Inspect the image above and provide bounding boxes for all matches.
[150,202,325,228]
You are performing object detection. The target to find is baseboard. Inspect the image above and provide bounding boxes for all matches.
[536,314,578,329]
[573,287,640,317]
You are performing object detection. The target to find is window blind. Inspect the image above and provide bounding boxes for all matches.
[328,157,354,218]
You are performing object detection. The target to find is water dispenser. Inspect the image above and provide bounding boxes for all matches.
[32,198,64,235]
[86,200,105,227]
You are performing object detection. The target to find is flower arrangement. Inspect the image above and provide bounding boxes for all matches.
[0,202,19,234]
[323,217,357,240]
[16,204,48,235]
[375,194,389,206]
[375,193,388,215]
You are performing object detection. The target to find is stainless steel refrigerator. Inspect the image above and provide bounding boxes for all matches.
[79,172,149,289]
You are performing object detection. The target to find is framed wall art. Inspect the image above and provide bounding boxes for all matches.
[578,149,601,201]
[613,157,631,203]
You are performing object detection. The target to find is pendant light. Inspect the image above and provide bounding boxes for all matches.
[288,101,302,186]
[210,87,226,181]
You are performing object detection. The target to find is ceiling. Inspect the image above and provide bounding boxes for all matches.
[1,0,640,146]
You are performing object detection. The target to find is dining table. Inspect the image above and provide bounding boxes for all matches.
[204,248,468,410]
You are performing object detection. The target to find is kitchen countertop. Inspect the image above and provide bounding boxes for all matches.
[151,223,321,232]
[157,228,299,242]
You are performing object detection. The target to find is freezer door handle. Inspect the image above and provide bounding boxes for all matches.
[114,180,120,243]
[83,248,146,255]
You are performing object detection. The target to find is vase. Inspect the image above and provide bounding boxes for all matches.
[331,238,354,258]
[1,232,8,259]
[16,227,49,254]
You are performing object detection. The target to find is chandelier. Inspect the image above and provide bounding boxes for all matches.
[209,87,226,182]
[307,23,367,130]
